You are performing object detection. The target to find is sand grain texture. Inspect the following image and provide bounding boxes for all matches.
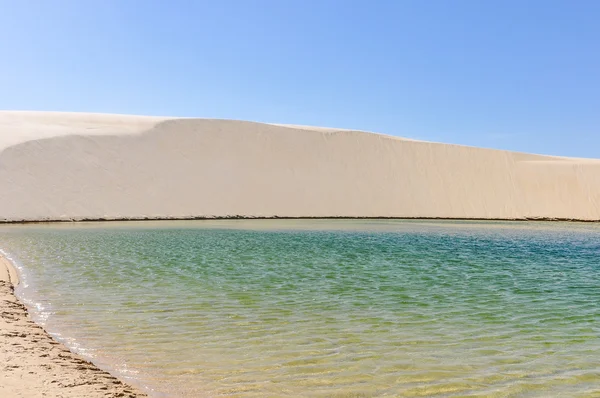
[1,111,599,221]
[0,256,147,398]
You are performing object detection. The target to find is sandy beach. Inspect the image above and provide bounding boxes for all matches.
[0,255,146,397]
[1,111,600,395]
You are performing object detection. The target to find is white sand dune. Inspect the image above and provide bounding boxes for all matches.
[0,111,599,222]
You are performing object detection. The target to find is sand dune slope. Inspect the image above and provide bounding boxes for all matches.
[1,111,599,221]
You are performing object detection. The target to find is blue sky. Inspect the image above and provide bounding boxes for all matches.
[1,1,599,158]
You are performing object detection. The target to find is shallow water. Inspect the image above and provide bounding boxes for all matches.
[1,220,600,397]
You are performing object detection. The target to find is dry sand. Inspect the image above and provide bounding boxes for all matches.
[0,255,146,397]
[1,111,599,222]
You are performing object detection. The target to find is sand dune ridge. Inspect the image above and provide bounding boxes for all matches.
[1,111,599,222]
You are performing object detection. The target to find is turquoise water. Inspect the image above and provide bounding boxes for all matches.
[1,220,600,397]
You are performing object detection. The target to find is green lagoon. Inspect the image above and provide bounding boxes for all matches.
[1,220,600,397]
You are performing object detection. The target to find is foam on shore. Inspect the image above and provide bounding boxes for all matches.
[0,253,146,397]
[1,111,599,222]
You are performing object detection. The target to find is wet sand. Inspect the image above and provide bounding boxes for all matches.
[0,255,147,398]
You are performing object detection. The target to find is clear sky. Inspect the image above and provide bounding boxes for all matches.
[1,1,599,158]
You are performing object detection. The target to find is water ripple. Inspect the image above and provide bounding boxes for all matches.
[1,220,600,397]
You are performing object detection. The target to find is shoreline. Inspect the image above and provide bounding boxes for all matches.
[0,254,148,398]
[1,216,600,224]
